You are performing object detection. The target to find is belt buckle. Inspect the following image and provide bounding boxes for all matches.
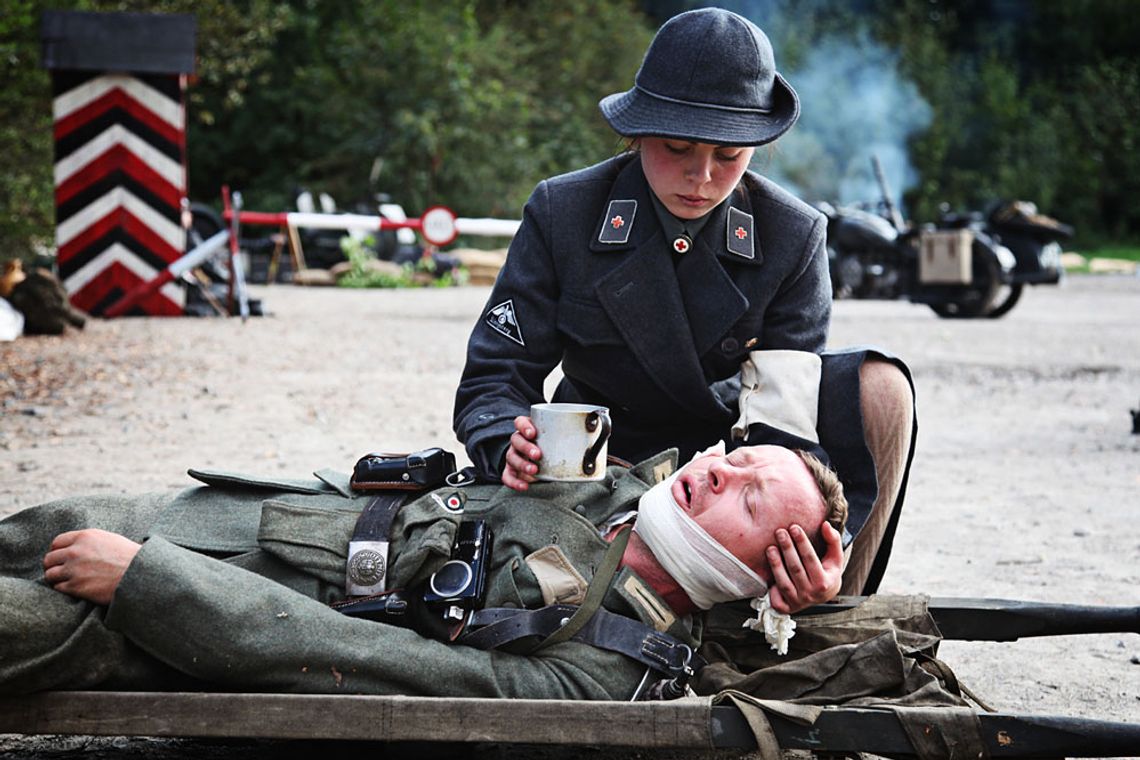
[346,539,390,596]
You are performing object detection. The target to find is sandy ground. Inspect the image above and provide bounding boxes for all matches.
[1,273,1138,756]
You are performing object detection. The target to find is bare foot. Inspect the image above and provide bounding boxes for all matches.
[43,529,141,605]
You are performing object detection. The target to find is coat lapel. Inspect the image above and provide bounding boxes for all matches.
[675,196,753,356]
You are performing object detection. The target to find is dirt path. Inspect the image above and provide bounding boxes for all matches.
[2,273,1138,753]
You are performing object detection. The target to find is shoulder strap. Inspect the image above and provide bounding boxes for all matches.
[533,524,631,650]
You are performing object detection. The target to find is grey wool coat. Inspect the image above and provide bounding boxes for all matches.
[0,452,691,699]
[453,152,831,480]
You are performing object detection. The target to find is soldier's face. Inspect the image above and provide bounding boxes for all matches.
[671,445,825,579]
[639,137,754,220]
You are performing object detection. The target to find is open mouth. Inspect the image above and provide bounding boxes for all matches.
[674,477,693,510]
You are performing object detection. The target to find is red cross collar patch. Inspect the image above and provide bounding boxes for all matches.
[599,199,637,244]
[726,207,755,259]
[672,234,692,254]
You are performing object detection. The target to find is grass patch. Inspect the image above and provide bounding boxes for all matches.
[1073,245,1140,262]
[1064,243,1140,274]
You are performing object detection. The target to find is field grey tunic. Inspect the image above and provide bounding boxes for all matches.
[0,453,689,699]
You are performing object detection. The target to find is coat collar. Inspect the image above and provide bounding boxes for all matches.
[589,155,764,266]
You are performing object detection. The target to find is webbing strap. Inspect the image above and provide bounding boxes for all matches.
[461,604,699,679]
[534,525,631,650]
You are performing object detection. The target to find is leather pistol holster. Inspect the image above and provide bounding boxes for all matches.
[350,447,457,492]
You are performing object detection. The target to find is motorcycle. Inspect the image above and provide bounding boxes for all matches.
[937,199,1070,317]
[819,157,1069,318]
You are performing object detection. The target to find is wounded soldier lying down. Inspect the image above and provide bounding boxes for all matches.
[1,443,846,700]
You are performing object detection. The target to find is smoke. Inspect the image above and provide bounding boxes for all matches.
[712,1,933,212]
[769,31,933,211]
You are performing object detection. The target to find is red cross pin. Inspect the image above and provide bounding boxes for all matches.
[611,215,624,229]
[735,226,748,240]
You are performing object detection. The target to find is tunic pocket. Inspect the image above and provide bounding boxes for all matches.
[525,545,588,605]
[484,553,542,611]
[256,500,360,585]
[557,297,624,347]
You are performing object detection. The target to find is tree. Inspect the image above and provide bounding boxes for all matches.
[0,0,55,261]
[0,0,290,265]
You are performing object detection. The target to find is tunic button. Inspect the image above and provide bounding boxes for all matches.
[720,337,739,353]
[574,504,587,515]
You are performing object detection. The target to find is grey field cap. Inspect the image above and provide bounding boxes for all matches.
[599,7,799,147]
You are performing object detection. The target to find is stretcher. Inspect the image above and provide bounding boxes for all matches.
[2,597,1137,758]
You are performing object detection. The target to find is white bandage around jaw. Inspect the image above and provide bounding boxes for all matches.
[633,442,769,611]
[634,441,796,654]
[731,350,822,443]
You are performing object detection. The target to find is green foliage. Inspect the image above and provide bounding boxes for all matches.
[0,0,55,262]
[1074,245,1140,263]
[868,0,1140,242]
[336,235,468,289]
[6,0,1140,262]
[187,0,652,219]
[0,0,289,265]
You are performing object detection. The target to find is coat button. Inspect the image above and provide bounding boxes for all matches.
[720,337,739,353]
[574,504,587,515]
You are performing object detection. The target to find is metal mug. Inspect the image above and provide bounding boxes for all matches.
[529,403,612,481]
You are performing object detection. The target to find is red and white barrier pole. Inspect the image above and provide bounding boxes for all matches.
[221,201,460,247]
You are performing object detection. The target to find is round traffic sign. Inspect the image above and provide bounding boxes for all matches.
[420,205,458,247]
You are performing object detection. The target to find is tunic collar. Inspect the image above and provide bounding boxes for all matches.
[648,192,716,245]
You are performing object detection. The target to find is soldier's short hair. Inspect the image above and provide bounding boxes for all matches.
[794,449,848,557]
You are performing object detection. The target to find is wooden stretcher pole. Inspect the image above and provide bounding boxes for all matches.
[801,596,1140,641]
[0,692,1136,757]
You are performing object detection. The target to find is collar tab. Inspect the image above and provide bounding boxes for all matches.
[726,207,755,260]
[598,199,637,245]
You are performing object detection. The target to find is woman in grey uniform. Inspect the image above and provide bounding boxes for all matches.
[454,8,915,611]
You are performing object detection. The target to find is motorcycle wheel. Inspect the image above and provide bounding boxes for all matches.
[928,253,1001,319]
[986,283,1024,318]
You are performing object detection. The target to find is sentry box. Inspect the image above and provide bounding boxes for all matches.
[41,10,196,316]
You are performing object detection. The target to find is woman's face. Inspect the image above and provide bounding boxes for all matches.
[639,137,755,220]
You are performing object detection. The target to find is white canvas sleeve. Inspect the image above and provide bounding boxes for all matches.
[731,350,822,443]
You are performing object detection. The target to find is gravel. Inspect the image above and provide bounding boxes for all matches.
[1,272,1138,756]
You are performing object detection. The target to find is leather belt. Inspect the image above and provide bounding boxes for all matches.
[346,493,406,596]
[461,604,701,680]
